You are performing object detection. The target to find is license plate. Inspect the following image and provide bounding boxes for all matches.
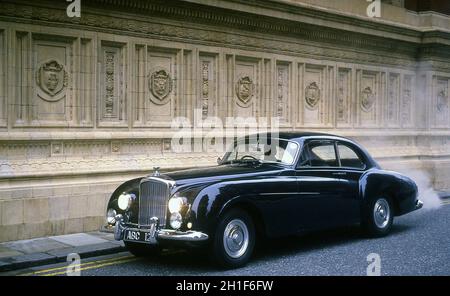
[124,228,156,244]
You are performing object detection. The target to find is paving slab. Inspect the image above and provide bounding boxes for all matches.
[49,233,108,247]
[0,246,23,259]
[3,238,69,254]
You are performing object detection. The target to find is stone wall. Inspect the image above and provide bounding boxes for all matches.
[0,0,449,242]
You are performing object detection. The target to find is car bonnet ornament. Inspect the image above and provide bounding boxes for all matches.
[152,166,161,176]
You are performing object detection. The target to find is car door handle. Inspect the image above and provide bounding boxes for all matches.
[332,172,347,176]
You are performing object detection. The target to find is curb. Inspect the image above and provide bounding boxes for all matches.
[0,243,125,273]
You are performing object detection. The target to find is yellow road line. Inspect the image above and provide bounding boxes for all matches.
[43,257,139,276]
[21,255,134,276]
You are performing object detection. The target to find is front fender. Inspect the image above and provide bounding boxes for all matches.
[187,181,266,236]
[107,177,142,222]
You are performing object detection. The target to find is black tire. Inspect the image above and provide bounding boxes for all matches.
[124,241,161,257]
[210,208,255,269]
[362,196,394,237]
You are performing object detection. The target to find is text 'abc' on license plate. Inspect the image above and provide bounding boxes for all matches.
[124,229,156,243]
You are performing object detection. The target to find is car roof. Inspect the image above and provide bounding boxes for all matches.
[248,132,348,141]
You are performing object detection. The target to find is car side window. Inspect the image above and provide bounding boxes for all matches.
[337,143,366,169]
[298,141,339,168]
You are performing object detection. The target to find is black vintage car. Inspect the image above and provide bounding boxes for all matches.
[106,132,423,268]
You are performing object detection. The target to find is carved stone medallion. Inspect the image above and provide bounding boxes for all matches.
[305,82,320,109]
[148,68,172,105]
[36,59,68,102]
[361,86,376,112]
[235,75,254,107]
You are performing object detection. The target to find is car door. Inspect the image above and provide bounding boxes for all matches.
[334,141,368,224]
[294,139,351,231]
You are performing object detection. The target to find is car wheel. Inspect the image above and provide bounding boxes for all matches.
[210,208,255,269]
[362,196,394,237]
[124,241,161,257]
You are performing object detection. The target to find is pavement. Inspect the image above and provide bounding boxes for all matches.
[0,231,124,272]
[0,194,449,275]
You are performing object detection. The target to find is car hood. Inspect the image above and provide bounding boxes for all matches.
[161,163,286,187]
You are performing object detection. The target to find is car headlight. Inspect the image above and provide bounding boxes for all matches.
[170,212,183,229]
[118,193,133,211]
[168,196,185,213]
[106,208,117,225]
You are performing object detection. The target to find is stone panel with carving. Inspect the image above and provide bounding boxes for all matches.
[357,70,380,127]
[336,68,352,127]
[35,59,68,102]
[232,57,260,118]
[434,77,449,128]
[78,38,94,126]
[31,35,74,126]
[301,64,329,127]
[401,75,414,127]
[13,32,32,126]
[387,73,400,127]
[199,54,218,119]
[142,47,178,127]
[276,62,291,123]
[0,29,5,127]
[99,42,127,126]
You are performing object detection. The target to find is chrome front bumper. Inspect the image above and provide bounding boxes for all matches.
[114,221,208,244]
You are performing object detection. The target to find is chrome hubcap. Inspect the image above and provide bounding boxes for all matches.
[373,198,390,229]
[223,219,249,259]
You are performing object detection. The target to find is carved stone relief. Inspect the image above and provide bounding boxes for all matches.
[437,84,448,113]
[277,67,284,117]
[235,75,254,107]
[104,52,115,117]
[36,59,68,102]
[144,49,178,127]
[434,78,449,128]
[337,74,345,121]
[276,64,289,120]
[337,69,351,125]
[401,75,413,126]
[387,74,399,125]
[361,86,376,112]
[202,61,209,118]
[0,29,5,126]
[99,43,126,124]
[148,68,172,105]
[305,82,321,110]
[31,36,74,125]
[302,65,327,126]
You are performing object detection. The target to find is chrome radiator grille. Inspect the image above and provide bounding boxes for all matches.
[138,179,169,227]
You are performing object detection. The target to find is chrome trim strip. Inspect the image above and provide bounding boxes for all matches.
[157,230,209,241]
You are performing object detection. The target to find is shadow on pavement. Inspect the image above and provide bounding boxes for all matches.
[133,223,413,271]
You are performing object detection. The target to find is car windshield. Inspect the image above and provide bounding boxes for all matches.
[222,138,299,165]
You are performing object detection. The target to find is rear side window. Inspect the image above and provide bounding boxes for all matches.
[337,144,366,169]
[299,141,339,167]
